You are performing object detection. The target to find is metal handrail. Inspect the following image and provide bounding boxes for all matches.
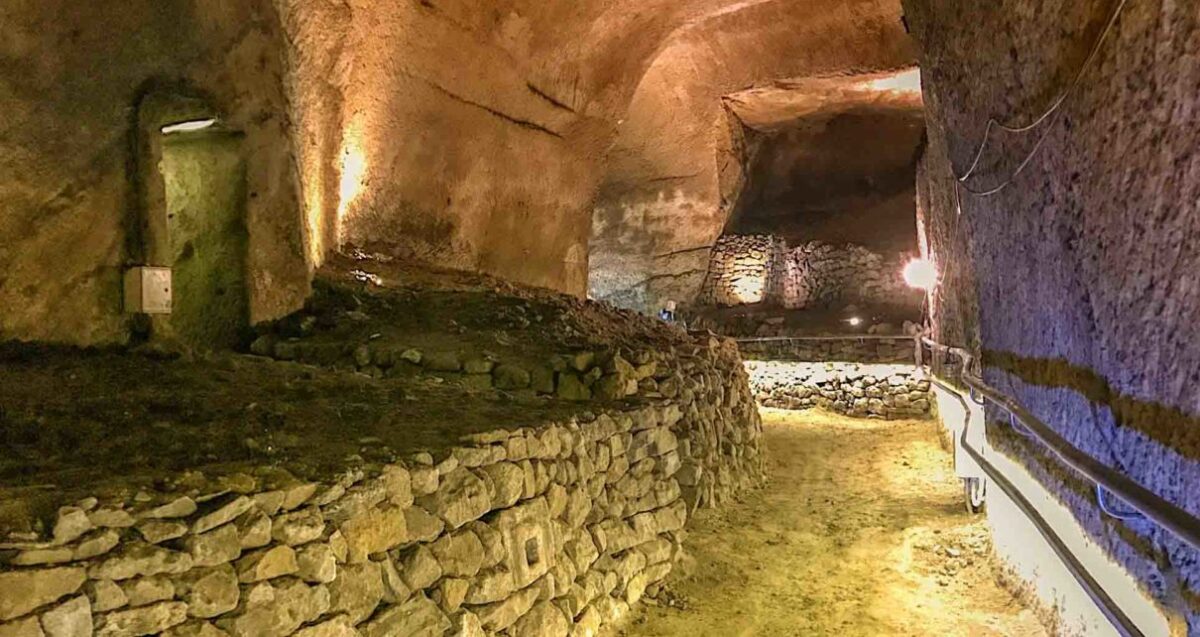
[922,336,1200,552]
[736,334,919,343]
[931,374,1143,637]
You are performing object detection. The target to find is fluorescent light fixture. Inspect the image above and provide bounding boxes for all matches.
[161,118,218,134]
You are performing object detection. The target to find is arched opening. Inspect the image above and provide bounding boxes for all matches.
[134,89,250,349]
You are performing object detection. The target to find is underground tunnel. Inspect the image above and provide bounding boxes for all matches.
[1,1,1198,636]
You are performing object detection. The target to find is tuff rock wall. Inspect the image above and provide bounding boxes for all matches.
[0,0,308,346]
[906,0,1200,628]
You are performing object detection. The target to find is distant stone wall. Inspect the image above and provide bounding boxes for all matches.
[745,361,931,419]
[699,234,920,309]
[0,344,763,636]
[738,337,917,364]
[699,234,787,307]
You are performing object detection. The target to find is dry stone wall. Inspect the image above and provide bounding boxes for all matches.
[738,337,917,364]
[745,361,931,418]
[0,348,762,637]
[700,234,918,310]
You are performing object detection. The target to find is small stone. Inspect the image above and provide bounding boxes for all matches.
[296,544,338,584]
[141,497,197,520]
[326,562,383,624]
[183,524,242,568]
[0,568,87,620]
[235,510,272,549]
[120,575,175,608]
[462,357,494,374]
[87,580,128,613]
[403,507,444,544]
[138,520,188,544]
[216,579,328,637]
[399,349,423,365]
[88,509,135,529]
[294,615,358,637]
[10,547,73,566]
[182,565,239,619]
[39,595,90,637]
[192,497,254,535]
[416,469,491,530]
[280,484,319,511]
[52,508,92,545]
[492,365,531,390]
[236,546,298,583]
[73,530,120,561]
[339,506,407,564]
[432,578,468,613]
[428,531,484,578]
[511,601,569,637]
[556,373,591,401]
[377,556,411,604]
[272,507,325,546]
[422,352,461,372]
[360,594,449,637]
[397,546,442,591]
[163,621,230,637]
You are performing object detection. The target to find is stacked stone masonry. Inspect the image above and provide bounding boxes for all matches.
[745,361,932,419]
[700,234,917,309]
[0,351,764,636]
[737,337,917,364]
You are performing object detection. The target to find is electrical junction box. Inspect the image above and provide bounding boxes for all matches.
[124,266,173,314]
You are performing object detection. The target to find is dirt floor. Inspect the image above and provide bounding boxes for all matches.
[620,408,1047,637]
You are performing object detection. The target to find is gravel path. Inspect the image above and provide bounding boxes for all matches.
[619,408,1047,637]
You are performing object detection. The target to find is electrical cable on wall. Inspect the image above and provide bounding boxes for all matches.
[954,0,1130,198]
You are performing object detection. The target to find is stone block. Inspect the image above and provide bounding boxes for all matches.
[326,562,382,625]
[417,468,492,530]
[96,601,188,637]
[361,593,449,637]
[339,506,408,564]
[38,595,90,637]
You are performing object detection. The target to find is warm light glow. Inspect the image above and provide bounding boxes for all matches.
[336,125,368,240]
[161,118,218,134]
[847,317,862,327]
[863,68,922,94]
[730,277,767,304]
[903,258,938,291]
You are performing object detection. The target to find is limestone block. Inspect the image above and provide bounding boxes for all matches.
[0,616,44,637]
[326,562,382,625]
[404,507,445,544]
[181,565,239,619]
[295,543,338,584]
[339,506,408,564]
[479,463,524,509]
[433,577,469,613]
[377,556,411,604]
[361,594,449,637]
[505,600,565,637]
[470,583,540,632]
[216,579,328,637]
[38,595,90,637]
[417,469,492,530]
[119,575,175,607]
[429,530,485,578]
[96,601,188,637]
[463,569,515,605]
[86,580,127,613]
[465,522,505,570]
[90,543,193,581]
[447,611,484,637]
[162,621,230,637]
[272,507,326,546]
[293,615,358,637]
[184,524,242,568]
[397,546,442,591]
[192,497,254,535]
[137,520,188,545]
[235,546,298,583]
[234,510,272,550]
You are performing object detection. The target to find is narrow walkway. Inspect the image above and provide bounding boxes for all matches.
[623,409,1047,637]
